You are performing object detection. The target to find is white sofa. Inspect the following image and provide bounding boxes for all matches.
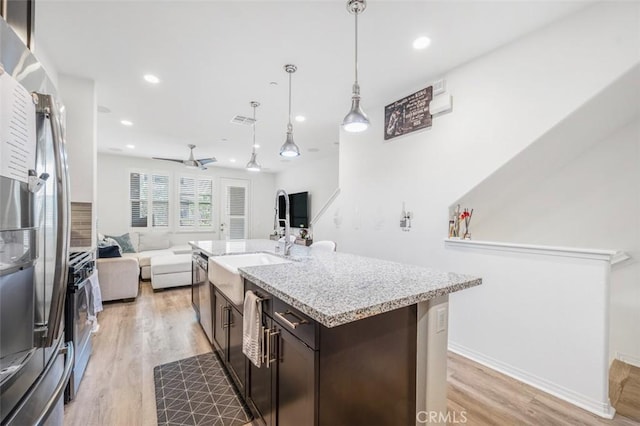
[101,232,195,290]
[97,256,140,302]
[126,245,192,280]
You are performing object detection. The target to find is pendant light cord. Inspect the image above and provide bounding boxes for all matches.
[354,11,359,85]
[288,71,293,128]
[252,105,257,154]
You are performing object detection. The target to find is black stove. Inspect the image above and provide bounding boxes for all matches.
[64,250,95,402]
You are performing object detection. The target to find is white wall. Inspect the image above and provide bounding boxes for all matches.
[274,154,339,241]
[97,153,276,244]
[58,74,98,248]
[472,120,640,368]
[329,2,640,417]
[444,242,614,417]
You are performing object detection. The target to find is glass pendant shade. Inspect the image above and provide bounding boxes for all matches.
[246,151,261,171]
[279,129,300,157]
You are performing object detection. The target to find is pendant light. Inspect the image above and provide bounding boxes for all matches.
[246,101,261,172]
[279,64,301,158]
[342,0,369,133]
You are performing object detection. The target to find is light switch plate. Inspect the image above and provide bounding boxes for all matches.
[432,79,446,96]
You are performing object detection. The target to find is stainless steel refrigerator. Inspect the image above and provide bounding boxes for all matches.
[0,18,73,425]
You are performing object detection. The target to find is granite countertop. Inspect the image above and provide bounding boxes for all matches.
[190,239,481,328]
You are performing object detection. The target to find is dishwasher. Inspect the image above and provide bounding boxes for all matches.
[193,252,213,344]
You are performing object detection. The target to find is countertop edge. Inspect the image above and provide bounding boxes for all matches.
[238,269,482,328]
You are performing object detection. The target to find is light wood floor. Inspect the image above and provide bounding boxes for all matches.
[65,282,639,426]
[63,282,210,426]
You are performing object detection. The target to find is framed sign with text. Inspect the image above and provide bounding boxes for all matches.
[384,86,433,140]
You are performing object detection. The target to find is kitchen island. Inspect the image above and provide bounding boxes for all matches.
[190,239,481,426]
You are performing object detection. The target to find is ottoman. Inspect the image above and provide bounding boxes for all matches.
[150,254,192,290]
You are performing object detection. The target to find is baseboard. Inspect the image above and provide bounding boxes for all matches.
[616,352,640,369]
[448,342,616,419]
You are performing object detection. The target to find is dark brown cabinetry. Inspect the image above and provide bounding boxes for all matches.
[212,288,245,392]
[244,279,416,426]
[207,278,417,426]
[272,324,316,426]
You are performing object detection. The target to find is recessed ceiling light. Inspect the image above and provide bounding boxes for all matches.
[295,115,306,122]
[126,144,135,149]
[230,158,236,163]
[120,120,133,126]
[413,36,431,50]
[143,74,160,84]
[253,144,260,149]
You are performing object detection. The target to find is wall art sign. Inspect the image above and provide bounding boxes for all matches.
[384,86,432,140]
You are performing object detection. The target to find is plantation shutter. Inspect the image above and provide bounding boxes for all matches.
[152,175,170,227]
[227,186,246,239]
[130,172,148,227]
[197,179,213,227]
[179,177,196,227]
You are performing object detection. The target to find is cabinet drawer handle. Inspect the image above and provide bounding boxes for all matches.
[274,310,309,329]
[222,306,230,329]
[265,328,279,368]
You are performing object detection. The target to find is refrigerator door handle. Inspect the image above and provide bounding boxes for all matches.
[34,93,71,348]
[2,341,74,426]
[33,342,74,426]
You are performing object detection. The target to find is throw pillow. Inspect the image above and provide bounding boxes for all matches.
[98,245,122,258]
[106,233,136,253]
[138,232,171,252]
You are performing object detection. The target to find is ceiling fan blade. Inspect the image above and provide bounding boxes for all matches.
[197,158,217,165]
[152,157,185,164]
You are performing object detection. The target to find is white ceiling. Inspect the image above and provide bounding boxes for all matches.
[36,0,590,173]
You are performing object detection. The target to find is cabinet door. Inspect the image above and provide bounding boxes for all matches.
[248,317,274,426]
[227,305,245,393]
[212,289,228,357]
[276,326,316,426]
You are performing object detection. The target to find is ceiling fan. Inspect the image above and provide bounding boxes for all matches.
[152,144,217,170]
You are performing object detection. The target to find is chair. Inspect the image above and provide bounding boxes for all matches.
[310,240,337,252]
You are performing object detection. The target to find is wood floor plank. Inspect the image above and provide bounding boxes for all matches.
[448,352,638,426]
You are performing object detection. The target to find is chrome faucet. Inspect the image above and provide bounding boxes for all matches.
[274,189,292,256]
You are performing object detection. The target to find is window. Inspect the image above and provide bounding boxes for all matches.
[129,172,170,228]
[178,177,213,229]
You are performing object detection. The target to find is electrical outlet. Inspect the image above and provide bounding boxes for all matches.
[436,307,447,333]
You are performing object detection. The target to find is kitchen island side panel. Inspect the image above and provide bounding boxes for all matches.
[318,305,418,426]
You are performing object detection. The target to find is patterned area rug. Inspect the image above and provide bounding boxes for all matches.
[154,352,252,426]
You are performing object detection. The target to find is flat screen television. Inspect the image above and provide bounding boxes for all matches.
[278,191,309,228]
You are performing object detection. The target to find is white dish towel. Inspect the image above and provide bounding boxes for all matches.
[243,290,263,368]
[87,271,103,333]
